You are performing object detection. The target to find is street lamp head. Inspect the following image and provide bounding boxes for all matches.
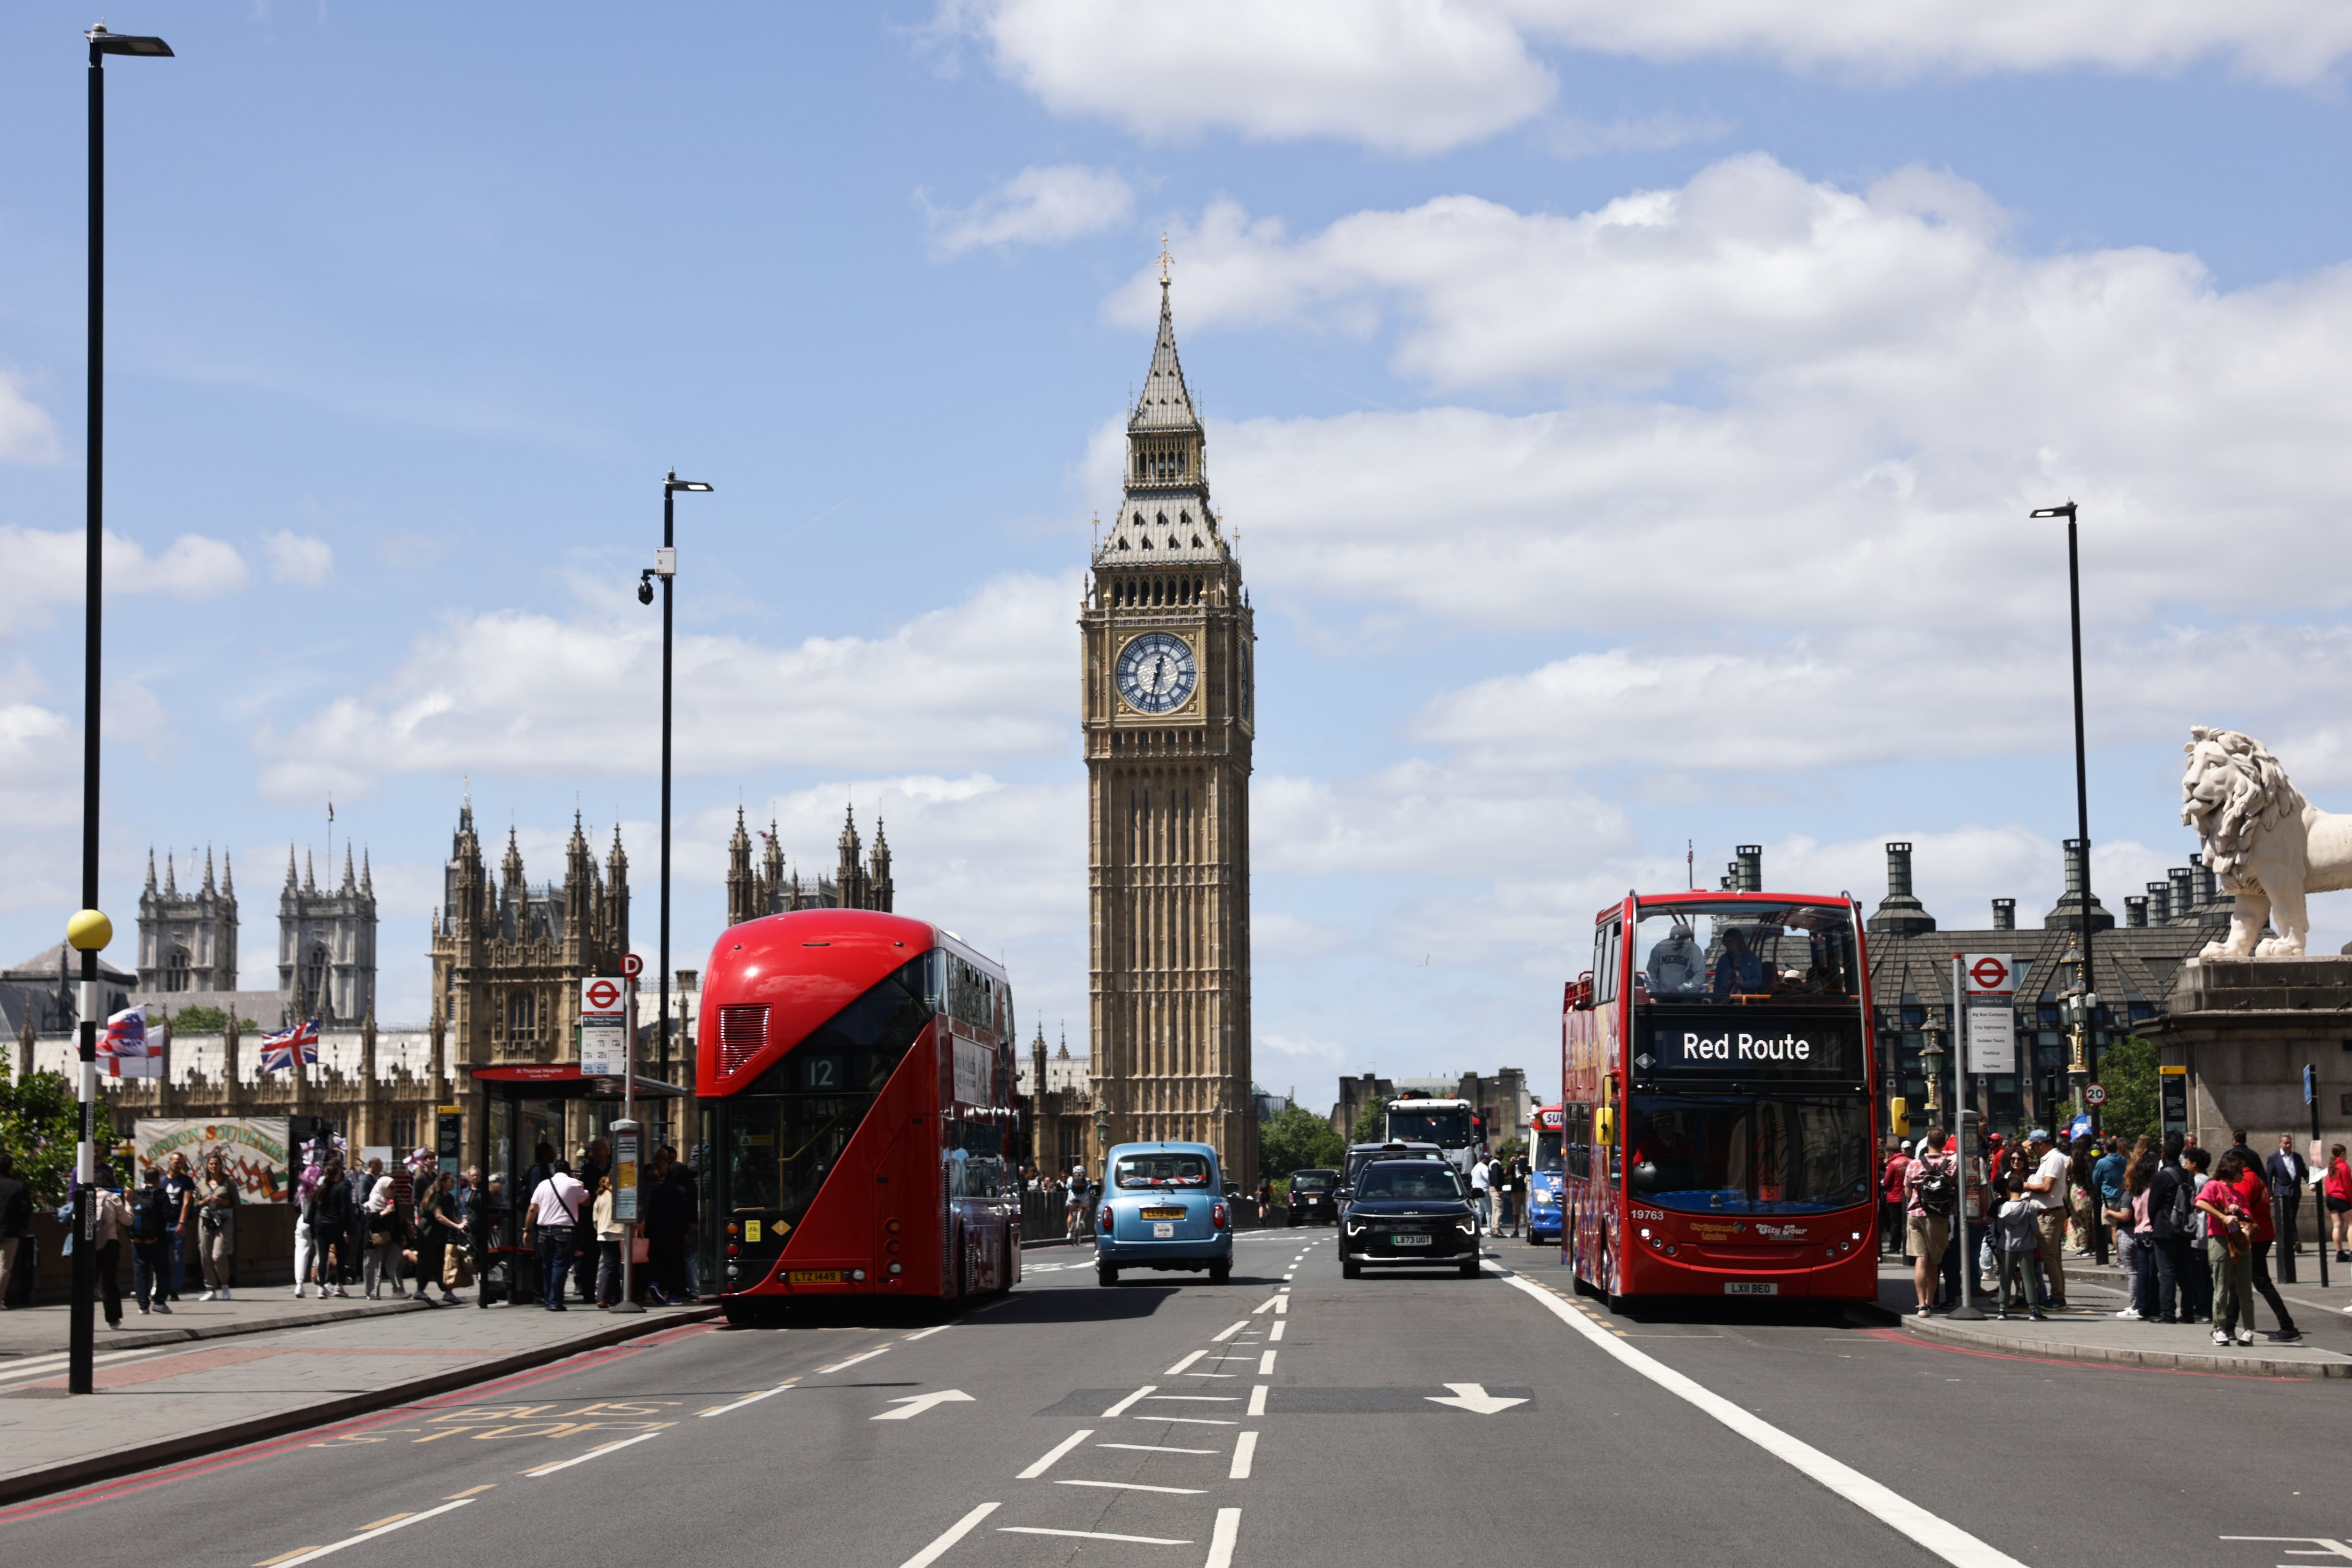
[666,478,714,494]
[2028,502,2077,520]
[87,24,173,55]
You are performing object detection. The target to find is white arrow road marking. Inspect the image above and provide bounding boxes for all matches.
[1500,1269,2027,1568]
[897,1502,999,1568]
[1251,1297,1279,1314]
[873,1390,977,1421]
[265,1499,477,1567]
[1018,1429,1093,1478]
[1424,1383,1527,1415]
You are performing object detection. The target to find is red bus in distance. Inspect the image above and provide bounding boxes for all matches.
[1561,889,1878,1307]
[696,908,1021,1319]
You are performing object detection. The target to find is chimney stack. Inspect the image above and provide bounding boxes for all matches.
[2043,838,2115,932]
[1867,841,1937,936]
[2190,853,2219,910]
[2167,867,2193,923]
[1992,898,2016,931]
[2146,880,2171,923]
[2125,895,2148,927]
[1735,845,1762,893]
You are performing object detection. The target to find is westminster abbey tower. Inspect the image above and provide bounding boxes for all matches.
[1081,263,1256,1180]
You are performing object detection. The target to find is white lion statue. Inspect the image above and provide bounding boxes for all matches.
[2180,726,2352,958]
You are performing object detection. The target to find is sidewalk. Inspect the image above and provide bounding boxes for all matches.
[0,1297,718,1505]
[1868,1255,2352,1378]
[0,1289,431,1359]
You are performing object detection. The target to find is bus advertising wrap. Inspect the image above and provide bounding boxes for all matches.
[1633,1014,1863,1081]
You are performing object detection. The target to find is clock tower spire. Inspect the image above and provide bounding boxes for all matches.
[1081,261,1256,1182]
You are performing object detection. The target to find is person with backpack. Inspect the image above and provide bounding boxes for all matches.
[130,1166,175,1315]
[1904,1127,1959,1315]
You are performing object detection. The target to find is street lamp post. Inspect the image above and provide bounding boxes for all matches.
[70,20,173,1399]
[2032,500,2106,1264]
[639,471,711,1149]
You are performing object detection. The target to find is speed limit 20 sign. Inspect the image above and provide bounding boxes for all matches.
[2084,1083,2108,1108]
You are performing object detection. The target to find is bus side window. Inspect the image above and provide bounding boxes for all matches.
[1595,921,1621,1005]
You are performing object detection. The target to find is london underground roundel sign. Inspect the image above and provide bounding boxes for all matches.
[1969,955,2011,992]
[585,978,623,1011]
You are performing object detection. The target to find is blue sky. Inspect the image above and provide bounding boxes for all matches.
[6,2,2352,1108]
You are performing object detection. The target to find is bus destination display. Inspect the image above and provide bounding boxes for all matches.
[1634,1016,1860,1079]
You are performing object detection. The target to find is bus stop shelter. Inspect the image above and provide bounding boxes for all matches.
[469,1064,687,1303]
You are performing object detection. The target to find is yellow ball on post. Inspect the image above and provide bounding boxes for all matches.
[66,909,113,952]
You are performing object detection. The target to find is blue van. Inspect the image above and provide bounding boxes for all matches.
[1095,1141,1234,1286]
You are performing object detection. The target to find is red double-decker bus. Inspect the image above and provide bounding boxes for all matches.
[1560,890,1878,1307]
[696,907,1021,1319]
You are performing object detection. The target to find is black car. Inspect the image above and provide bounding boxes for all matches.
[1339,1159,1481,1278]
[1286,1169,1339,1225]
[1334,1140,1446,1211]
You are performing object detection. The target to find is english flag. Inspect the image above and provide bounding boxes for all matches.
[259,1017,320,1072]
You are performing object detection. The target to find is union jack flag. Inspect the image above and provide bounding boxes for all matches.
[259,1017,320,1072]
[99,1004,150,1059]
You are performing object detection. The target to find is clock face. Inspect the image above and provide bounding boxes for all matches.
[1116,633,1198,715]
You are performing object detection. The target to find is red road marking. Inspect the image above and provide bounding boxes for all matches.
[0,1322,716,1525]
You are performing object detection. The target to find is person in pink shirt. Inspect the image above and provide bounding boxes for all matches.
[2196,1148,2258,1347]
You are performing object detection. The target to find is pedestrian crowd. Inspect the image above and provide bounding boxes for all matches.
[1469,1147,1530,1237]
[0,1137,706,1323]
[1889,1123,2350,1345]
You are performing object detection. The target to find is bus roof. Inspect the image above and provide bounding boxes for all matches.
[1596,889,1857,925]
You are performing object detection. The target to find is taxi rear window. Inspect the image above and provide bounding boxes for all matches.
[1115,1154,1211,1189]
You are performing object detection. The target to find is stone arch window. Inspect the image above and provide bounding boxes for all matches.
[303,943,330,1016]
[165,947,191,992]
[508,989,538,1047]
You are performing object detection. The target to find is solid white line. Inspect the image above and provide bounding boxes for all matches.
[1153,1417,1239,1426]
[1057,1479,1206,1495]
[1102,1442,1216,1454]
[816,1347,890,1374]
[898,1502,999,1568]
[524,1432,660,1476]
[1270,1321,1285,1342]
[1205,1507,1242,1568]
[1257,1350,1275,1375]
[1018,1429,1094,1479]
[1499,1271,2026,1568]
[1102,1385,1157,1417]
[1229,1431,1258,1480]
[1247,1386,1268,1417]
[1147,1395,1237,1402]
[1251,1297,1278,1315]
[1165,1349,1207,1375]
[1001,1528,1191,1544]
[903,1324,951,1341]
[268,1499,476,1566]
[700,1382,794,1417]
[1211,1320,1248,1342]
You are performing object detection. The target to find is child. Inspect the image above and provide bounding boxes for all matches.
[1994,1188,2048,1321]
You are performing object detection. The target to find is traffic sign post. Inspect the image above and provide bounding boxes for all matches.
[2309,1063,2327,1291]
[612,974,646,1314]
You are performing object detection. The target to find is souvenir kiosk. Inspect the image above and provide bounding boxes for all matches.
[469,1063,687,1305]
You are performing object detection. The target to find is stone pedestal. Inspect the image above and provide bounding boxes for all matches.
[2145,958,2352,1149]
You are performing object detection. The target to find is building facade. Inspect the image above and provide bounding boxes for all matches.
[1330,1069,1534,1151]
[278,846,378,1026]
[723,806,894,927]
[1021,1026,1097,1176]
[137,848,238,994]
[1081,267,1257,1180]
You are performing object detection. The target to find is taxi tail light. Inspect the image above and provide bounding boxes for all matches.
[1100,1204,1113,1232]
[1212,1202,1229,1229]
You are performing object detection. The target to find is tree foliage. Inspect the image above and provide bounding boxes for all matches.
[1260,1105,1345,1180]
[2096,1034,2159,1144]
[1349,1102,1385,1146]
[0,1067,108,1207]
[162,1005,260,1034]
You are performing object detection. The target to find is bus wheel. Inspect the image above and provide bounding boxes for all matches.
[1097,1263,1120,1287]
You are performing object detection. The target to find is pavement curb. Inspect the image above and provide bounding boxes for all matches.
[0,1305,720,1508]
[1872,1307,2352,1379]
[1,1296,433,1359]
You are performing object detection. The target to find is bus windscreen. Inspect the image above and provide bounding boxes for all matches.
[1533,1131,1563,1173]
[1633,902,1857,1003]
[1624,1095,1871,1215]
[1387,1109,1472,1148]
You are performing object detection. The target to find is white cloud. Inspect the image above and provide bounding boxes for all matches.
[937,0,1556,155]
[924,165,1136,257]
[942,1,2352,154]
[262,531,334,586]
[260,572,1078,801]
[0,527,249,635]
[101,680,175,764]
[0,370,61,464]
[1255,760,1637,879]
[1541,110,1732,159]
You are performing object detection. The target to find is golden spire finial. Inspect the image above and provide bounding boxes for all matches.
[1159,232,1172,286]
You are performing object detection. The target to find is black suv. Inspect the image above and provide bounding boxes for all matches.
[1339,1159,1480,1278]
[1334,1141,1446,1211]
[1286,1169,1339,1225]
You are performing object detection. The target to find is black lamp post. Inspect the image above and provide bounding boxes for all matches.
[68,20,173,1400]
[2034,499,2106,1264]
[639,471,711,1132]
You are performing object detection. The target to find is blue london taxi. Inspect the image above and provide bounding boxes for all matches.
[1094,1141,1234,1286]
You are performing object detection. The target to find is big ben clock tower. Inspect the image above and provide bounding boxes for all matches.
[1081,258,1256,1181]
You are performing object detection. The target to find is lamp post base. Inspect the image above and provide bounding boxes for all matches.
[606,1300,647,1315]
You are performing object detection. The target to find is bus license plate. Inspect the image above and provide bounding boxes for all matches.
[1391,1234,1431,1246]
[787,1270,842,1284]
[1141,1207,1185,1219]
[1724,1281,1778,1295]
